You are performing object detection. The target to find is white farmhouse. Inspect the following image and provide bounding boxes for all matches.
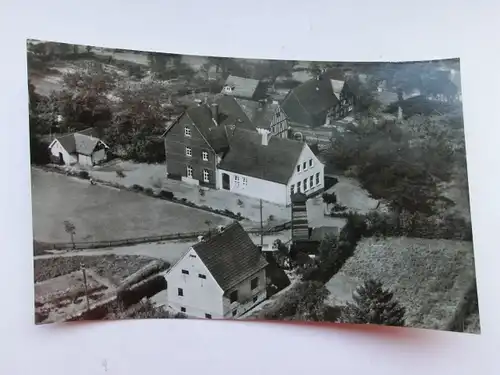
[48,128,109,167]
[163,222,268,319]
[216,127,324,206]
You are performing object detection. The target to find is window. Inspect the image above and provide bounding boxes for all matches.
[251,277,259,290]
[253,296,258,303]
[309,159,313,167]
[303,178,308,191]
[230,290,238,303]
[310,176,314,188]
[186,165,193,178]
[181,269,189,275]
[234,175,240,184]
[315,172,320,185]
[205,313,212,319]
[242,177,247,186]
[181,307,186,312]
[232,310,238,317]
[290,184,295,195]
[203,169,209,183]
[202,151,208,161]
[184,127,191,137]
[178,288,184,296]
[199,273,206,279]
[303,162,307,170]
[297,165,301,173]
[297,181,302,192]
[185,147,192,157]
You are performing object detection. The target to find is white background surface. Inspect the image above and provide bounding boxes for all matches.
[0,0,499,374]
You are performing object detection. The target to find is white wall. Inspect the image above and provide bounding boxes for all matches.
[48,140,76,165]
[92,148,106,164]
[164,248,224,319]
[222,268,267,318]
[216,169,288,205]
[78,154,93,166]
[286,144,325,205]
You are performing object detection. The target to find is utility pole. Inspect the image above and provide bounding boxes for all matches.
[259,198,264,248]
[80,263,90,311]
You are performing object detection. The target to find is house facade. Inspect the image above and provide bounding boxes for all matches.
[163,222,268,319]
[216,128,324,206]
[48,128,108,167]
[163,100,256,188]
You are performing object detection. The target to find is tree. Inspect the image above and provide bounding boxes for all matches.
[290,281,330,321]
[322,192,337,210]
[318,233,337,261]
[340,279,406,326]
[63,220,76,248]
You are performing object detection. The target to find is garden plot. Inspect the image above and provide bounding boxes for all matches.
[31,168,232,243]
[326,236,477,331]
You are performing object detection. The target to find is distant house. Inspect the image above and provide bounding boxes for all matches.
[217,127,325,206]
[162,98,255,188]
[163,222,268,319]
[233,98,289,138]
[48,128,109,166]
[221,75,268,101]
[281,69,358,128]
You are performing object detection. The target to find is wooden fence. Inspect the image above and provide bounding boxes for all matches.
[38,221,293,251]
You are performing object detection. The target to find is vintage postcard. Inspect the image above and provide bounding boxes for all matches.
[28,40,479,333]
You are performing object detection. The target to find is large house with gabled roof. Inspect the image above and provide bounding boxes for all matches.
[281,68,358,128]
[163,221,268,319]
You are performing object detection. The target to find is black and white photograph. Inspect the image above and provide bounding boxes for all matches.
[28,39,479,333]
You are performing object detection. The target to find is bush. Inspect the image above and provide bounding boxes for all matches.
[116,170,126,178]
[144,187,154,196]
[78,170,90,179]
[131,184,144,192]
[159,190,174,200]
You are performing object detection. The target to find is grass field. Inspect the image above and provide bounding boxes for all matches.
[34,254,162,285]
[327,236,478,331]
[31,168,232,243]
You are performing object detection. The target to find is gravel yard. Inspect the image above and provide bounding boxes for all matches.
[31,168,232,243]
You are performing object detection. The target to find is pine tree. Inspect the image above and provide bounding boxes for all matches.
[341,279,406,327]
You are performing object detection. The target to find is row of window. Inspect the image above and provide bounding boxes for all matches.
[186,166,210,183]
[291,172,321,195]
[179,306,212,319]
[185,147,209,161]
[233,175,247,186]
[297,158,314,173]
[181,269,207,279]
[271,120,286,135]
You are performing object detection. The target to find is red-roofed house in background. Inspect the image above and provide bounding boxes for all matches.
[47,128,109,167]
[163,221,268,319]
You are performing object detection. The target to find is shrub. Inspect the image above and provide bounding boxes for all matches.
[131,184,144,192]
[116,170,126,178]
[237,199,244,207]
[144,187,154,196]
[78,170,90,179]
[159,190,174,200]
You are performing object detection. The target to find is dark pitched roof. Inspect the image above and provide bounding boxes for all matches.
[52,128,105,155]
[192,222,268,291]
[218,128,305,184]
[281,77,339,126]
[222,75,261,99]
[234,98,279,130]
[164,99,256,153]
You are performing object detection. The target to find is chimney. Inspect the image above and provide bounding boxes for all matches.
[211,103,219,125]
[258,128,270,146]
